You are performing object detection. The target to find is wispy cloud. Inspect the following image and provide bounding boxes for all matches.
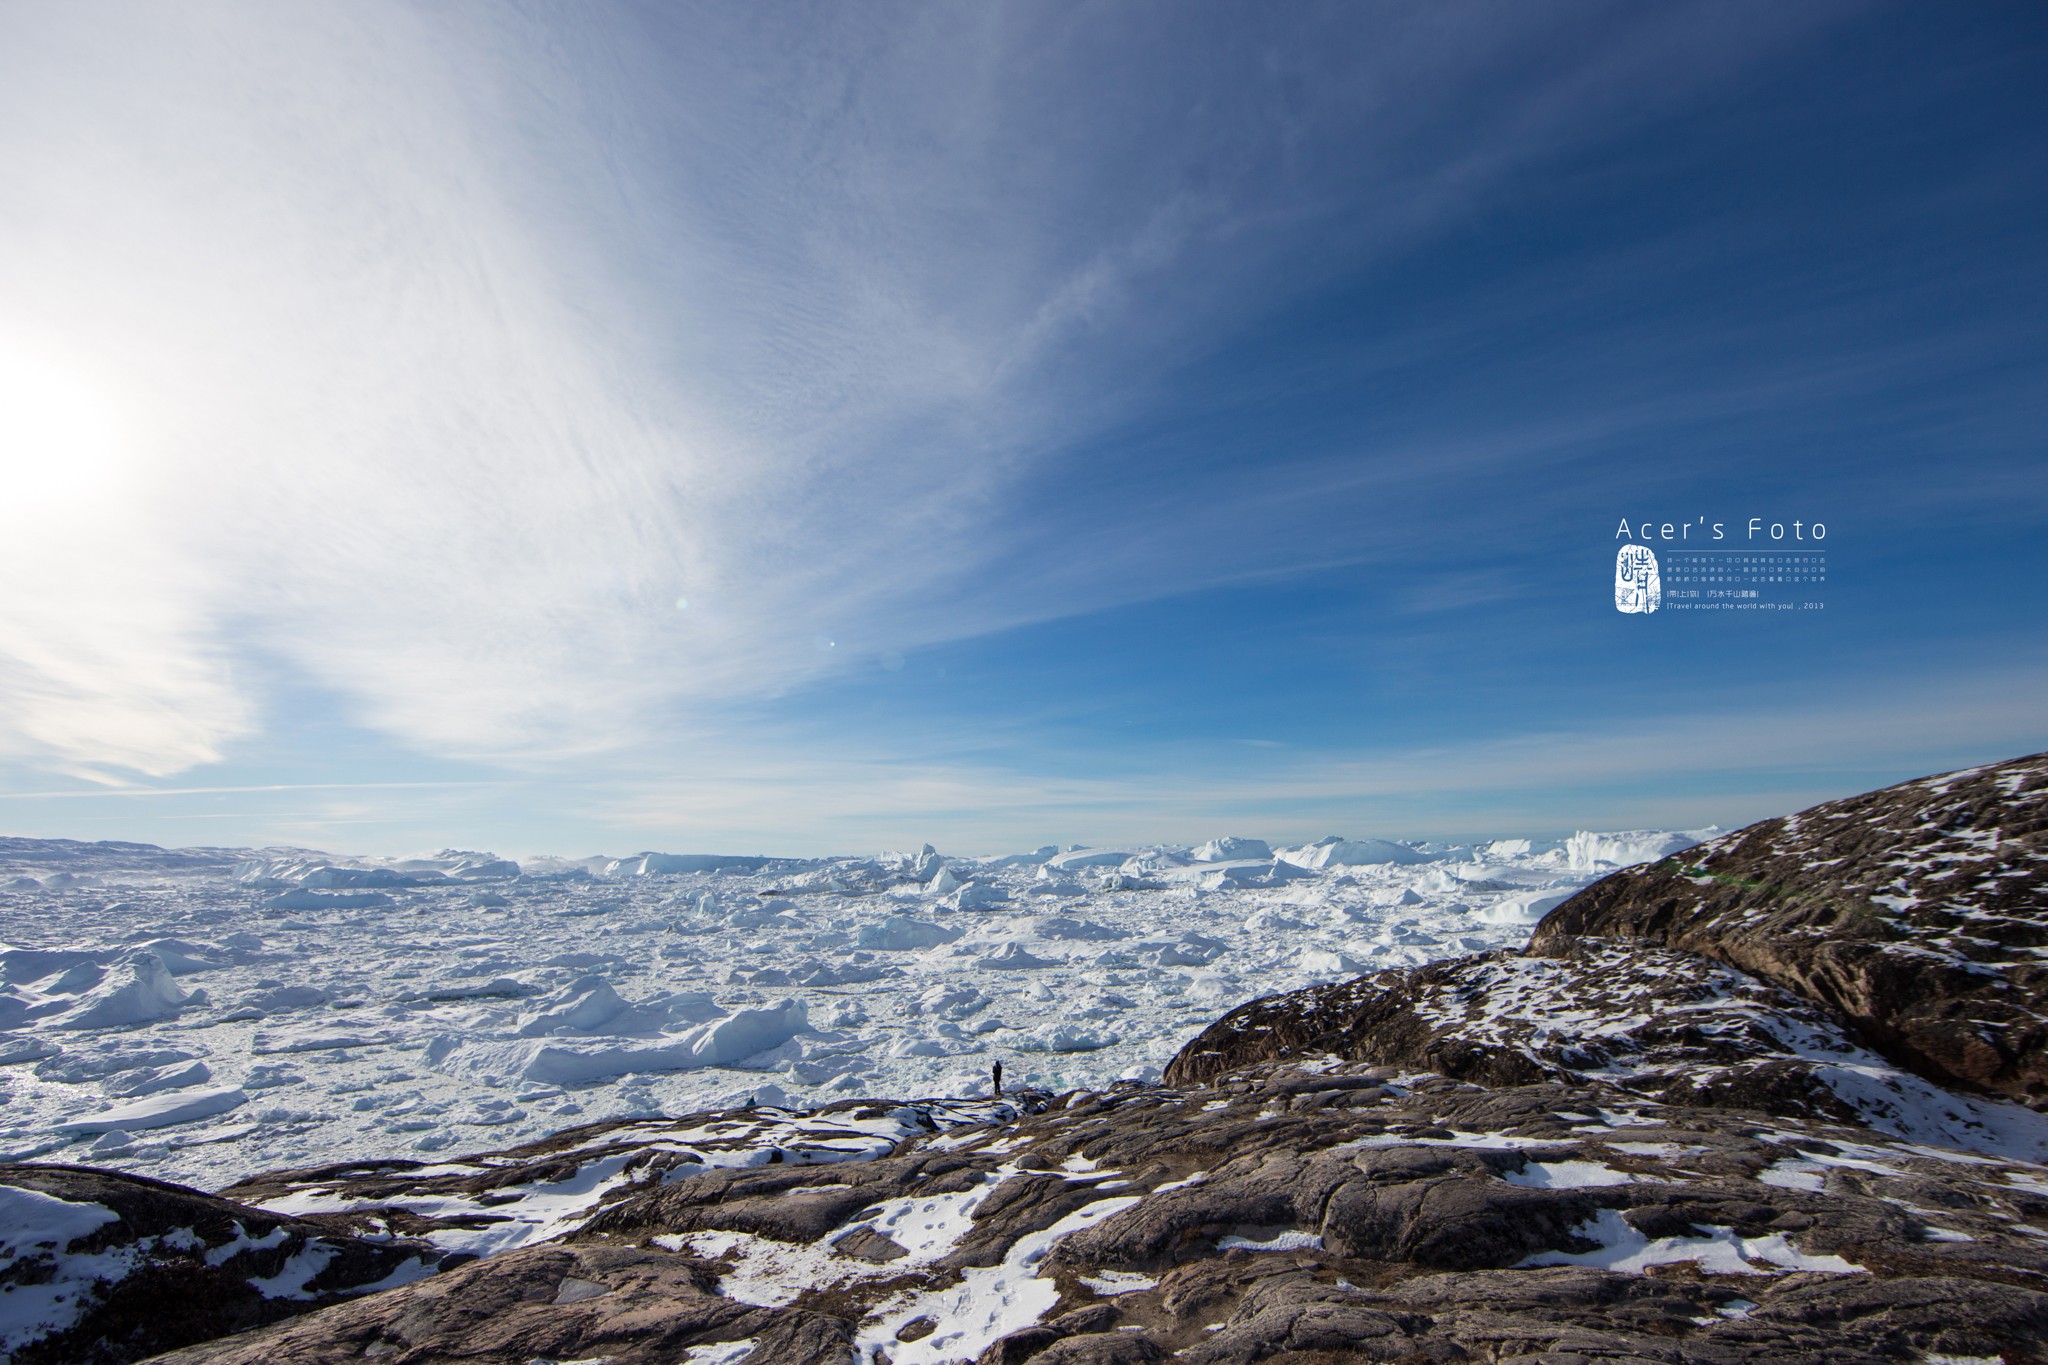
[4,0,1989,845]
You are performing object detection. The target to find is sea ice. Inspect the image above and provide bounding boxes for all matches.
[0,827,1628,1183]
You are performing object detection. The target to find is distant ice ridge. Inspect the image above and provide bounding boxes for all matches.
[1276,837,1431,869]
[236,849,519,889]
[0,825,1694,1185]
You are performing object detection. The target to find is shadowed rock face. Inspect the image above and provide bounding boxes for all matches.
[0,1163,436,1365]
[136,1067,2048,1365]
[1528,752,2048,1107]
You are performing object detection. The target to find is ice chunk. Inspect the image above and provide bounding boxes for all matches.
[1564,830,1704,873]
[54,1085,248,1133]
[1015,1024,1112,1052]
[1155,859,1302,887]
[265,889,394,910]
[1033,917,1125,941]
[951,882,1009,910]
[133,939,224,975]
[913,984,990,1020]
[516,977,669,1037]
[1476,889,1579,926]
[974,944,1053,971]
[1296,948,1373,976]
[1152,935,1226,967]
[1192,836,1272,862]
[249,1030,393,1054]
[241,984,331,1012]
[857,916,963,951]
[1,949,103,987]
[678,998,813,1067]
[981,846,1061,868]
[1029,865,1086,896]
[927,866,964,895]
[104,1060,212,1098]
[482,998,813,1084]
[404,976,536,1003]
[1044,848,1144,871]
[621,852,771,876]
[55,953,192,1030]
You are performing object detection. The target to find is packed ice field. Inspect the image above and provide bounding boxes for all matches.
[0,829,1708,1187]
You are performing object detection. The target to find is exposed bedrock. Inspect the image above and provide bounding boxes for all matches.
[125,1068,2048,1365]
[1530,751,2048,1107]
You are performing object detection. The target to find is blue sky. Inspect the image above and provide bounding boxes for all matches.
[0,1,2042,856]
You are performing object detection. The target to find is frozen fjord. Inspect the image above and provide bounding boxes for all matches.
[0,830,1704,1187]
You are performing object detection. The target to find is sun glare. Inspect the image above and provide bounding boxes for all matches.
[0,340,132,508]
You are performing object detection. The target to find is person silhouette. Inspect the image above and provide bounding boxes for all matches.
[991,1061,1003,1097]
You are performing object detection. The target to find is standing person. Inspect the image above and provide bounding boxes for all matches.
[991,1060,1003,1097]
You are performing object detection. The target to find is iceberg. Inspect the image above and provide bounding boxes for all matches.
[1565,829,1708,873]
[56,954,192,1030]
[1192,836,1272,862]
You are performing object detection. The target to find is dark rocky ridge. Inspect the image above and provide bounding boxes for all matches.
[1528,751,2048,1107]
[111,1066,2048,1364]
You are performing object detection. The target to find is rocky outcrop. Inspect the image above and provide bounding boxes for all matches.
[1162,938,2048,1154]
[1172,755,2048,1153]
[140,1242,831,1365]
[135,1065,2048,1364]
[0,1163,437,1364]
[1528,751,2048,1107]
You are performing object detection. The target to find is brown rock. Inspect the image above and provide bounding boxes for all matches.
[0,1163,434,1365]
[1529,751,2048,1107]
